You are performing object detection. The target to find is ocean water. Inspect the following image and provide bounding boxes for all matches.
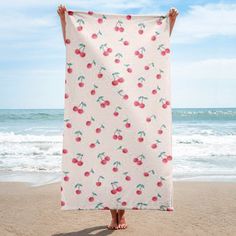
[0,108,236,185]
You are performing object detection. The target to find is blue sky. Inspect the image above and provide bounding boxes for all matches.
[0,0,235,108]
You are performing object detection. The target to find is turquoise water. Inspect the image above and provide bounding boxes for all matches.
[0,108,236,183]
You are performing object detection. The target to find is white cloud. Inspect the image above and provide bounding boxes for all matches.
[172,58,236,80]
[173,3,236,43]
[0,0,156,10]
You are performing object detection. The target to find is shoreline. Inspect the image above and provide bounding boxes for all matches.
[0,170,236,187]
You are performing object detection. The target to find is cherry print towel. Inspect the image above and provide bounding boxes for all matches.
[61,9,174,211]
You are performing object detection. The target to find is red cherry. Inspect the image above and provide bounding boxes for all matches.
[91,33,97,39]
[137,160,143,165]
[88,197,94,202]
[97,18,103,24]
[162,158,168,163]
[97,73,103,78]
[161,51,166,56]
[152,196,158,201]
[138,53,143,58]
[125,122,131,128]
[124,40,129,46]
[105,100,110,105]
[111,189,117,194]
[77,108,84,114]
[138,29,143,34]
[90,89,96,95]
[101,159,107,165]
[66,123,72,128]
[138,137,144,142]
[80,52,86,57]
[162,103,168,109]
[123,94,129,100]
[75,136,81,142]
[116,186,122,192]
[77,26,83,31]
[152,89,157,94]
[139,103,145,108]
[151,143,157,149]
[75,49,80,55]
[77,161,83,166]
[136,190,142,195]
[64,176,69,181]
[62,149,68,154]
[158,129,163,134]
[67,68,72,73]
[112,80,119,86]
[115,59,120,63]
[75,189,81,194]
[100,102,106,108]
[137,82,143,88]
[103,51,109,56]
[96,128,101,133]
[78,82,84,87]
[165,48,170,53]
[125,176,131,181]
[151,35,156,41]
[73,106,78,112]
[65,39,71,44]
[118,77,124,83]
[122,148,128,153]
[86,121,91,126]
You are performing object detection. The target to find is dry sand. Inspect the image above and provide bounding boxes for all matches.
[0,181,236,236]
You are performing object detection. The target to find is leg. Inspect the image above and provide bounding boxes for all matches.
[117,209,128,229]
[107,209,118,230]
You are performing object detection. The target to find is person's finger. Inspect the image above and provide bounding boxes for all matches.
[168,10,173,17]
[170,8,175,15]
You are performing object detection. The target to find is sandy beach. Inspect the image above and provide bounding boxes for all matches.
[0,181,235,236]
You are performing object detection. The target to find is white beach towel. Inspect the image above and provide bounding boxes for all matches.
[61,9,174,211]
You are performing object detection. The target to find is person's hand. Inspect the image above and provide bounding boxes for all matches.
[168,7,179,36]
[57,4,67,22]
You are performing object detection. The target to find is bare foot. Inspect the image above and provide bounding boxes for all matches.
[118,214,128,229]
[107,212,118,230]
